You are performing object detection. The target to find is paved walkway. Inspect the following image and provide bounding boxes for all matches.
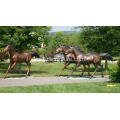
[0,76,111,87]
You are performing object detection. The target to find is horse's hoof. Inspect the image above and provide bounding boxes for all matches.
[102,76,104,78]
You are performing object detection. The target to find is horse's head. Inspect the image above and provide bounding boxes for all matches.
[56,45,69,54]
[56,47,63,54]
[3,44,14,53]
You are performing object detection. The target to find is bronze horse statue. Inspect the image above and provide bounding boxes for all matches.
[3,44,39,78]
[56,45,76,76]
[65,47,104,79]
[56,45,90,76]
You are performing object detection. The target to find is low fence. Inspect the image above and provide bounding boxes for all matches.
[1,58,117,63]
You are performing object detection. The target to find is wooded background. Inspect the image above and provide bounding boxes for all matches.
[0,26,120,56]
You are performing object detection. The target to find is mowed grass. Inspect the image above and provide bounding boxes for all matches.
[0,82,120,93]
[0,61,117,78]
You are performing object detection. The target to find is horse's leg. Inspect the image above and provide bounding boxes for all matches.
[90,64,98,79]
[70,63,80,76]
[11,62,17,69]
[4,63,12,78]
[88,64,91,76]
[81,65,86,76]
[58,62,70,76]
[63,61,70,70]
[26,62,31,77]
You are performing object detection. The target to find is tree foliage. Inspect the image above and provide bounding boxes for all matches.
[109,58,120,82]
[0,26,120,57]
[0,26,51,52]
[79,26,120,56]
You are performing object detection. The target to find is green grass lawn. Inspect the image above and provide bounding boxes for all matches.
[0,82,120,93]
[0,61,117,78]
[0,62,119,93]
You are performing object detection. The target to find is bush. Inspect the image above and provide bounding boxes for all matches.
[109,58,120,82]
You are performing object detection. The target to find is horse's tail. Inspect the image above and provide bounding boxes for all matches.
[30,52,40,58]
[99,53,114,61]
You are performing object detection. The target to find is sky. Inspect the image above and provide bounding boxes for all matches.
[51,26,74,32]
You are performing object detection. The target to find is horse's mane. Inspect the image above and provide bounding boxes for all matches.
[70,46,84,53]
[5,44,19,52]
[5,44,15,49]
[60,45,70,49]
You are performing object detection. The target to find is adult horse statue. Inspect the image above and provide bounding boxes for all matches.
[56,45,76,76]
[65,47,104,79]
[3,44,39,78]
[56,45,90,76]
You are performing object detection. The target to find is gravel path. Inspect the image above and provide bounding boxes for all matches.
[0,76,111,87]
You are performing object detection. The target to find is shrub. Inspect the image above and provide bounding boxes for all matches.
[109,58,120,82]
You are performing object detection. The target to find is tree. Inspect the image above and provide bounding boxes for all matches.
[0,26,51,52]
[48,32,66,49]
[77,26,120,56]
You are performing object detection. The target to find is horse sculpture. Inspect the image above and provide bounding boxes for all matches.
[56,45,76,76]
[3,44,39,78]
[56,45,90,76]
[65,47,104,79]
